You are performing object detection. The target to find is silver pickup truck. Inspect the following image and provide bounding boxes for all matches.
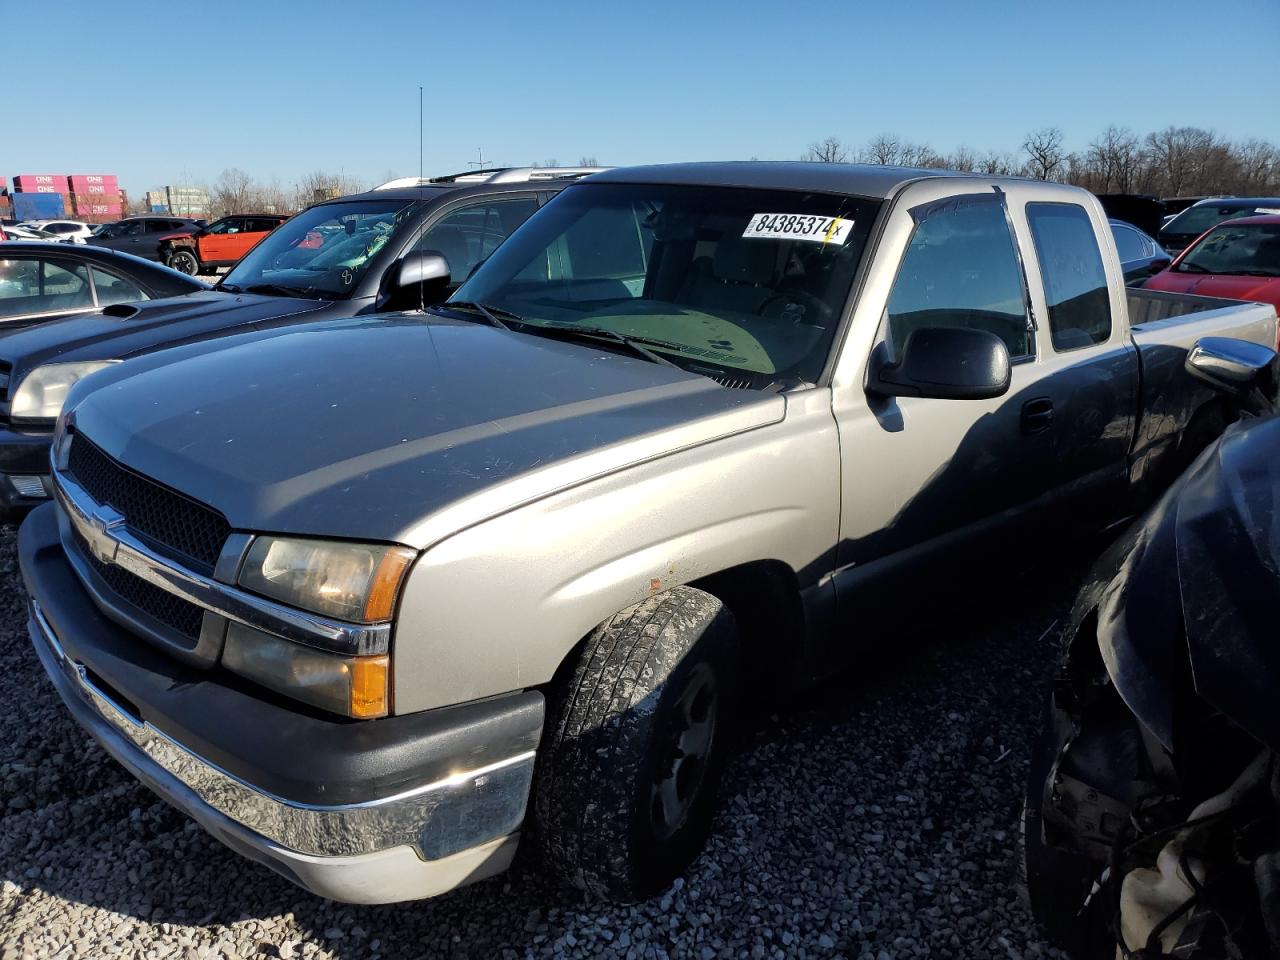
[19,163,1279,905]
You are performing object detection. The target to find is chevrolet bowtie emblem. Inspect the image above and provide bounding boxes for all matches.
[86,504,124,565]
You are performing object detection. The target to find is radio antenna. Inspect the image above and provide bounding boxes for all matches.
[418,84,426,313]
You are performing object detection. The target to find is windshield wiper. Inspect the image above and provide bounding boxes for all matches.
[1176,262,1211,274]
[439,301,513,330]
[432,303,683,369]
[528,324,682,368]
[241,282,325,299]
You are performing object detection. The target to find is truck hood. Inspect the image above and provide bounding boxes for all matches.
[0,289,327,375]
[1146,271,1280,309]
[69,317,783,547]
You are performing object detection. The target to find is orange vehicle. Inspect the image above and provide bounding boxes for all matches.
[159,214,288,275]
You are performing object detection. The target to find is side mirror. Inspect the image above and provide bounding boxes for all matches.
[1186,336,1277,399]
[394,252,450,301]
[868,327,1012,400]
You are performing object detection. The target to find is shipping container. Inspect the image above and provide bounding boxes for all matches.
[70,191,123,212]
[72,201,122,218]
[12,193,66,219]
[13,174,69,194]
[68,174,118,195]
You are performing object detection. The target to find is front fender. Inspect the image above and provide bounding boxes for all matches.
[391,389,841,712]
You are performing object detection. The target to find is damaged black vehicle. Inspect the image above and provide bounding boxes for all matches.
[1022,338,1280,959]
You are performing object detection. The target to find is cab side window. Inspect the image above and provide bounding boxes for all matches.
[1111,223,1147,263]
[415,198,540,287]
[884,194,1032,360]
[0,259,93,316]
[1026,203,1112,350]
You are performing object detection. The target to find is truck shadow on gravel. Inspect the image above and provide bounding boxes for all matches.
[1,508,1093,959]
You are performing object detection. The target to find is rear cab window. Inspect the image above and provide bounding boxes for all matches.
[1026,203,1112,351]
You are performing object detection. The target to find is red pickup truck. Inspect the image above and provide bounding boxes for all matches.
[159,214,288,275]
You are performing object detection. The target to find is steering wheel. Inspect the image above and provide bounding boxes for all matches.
[757,290,832,326]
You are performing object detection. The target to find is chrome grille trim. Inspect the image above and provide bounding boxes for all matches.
[54,468,391,657]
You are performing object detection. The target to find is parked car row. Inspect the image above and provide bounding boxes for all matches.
[8,162,1278,930]
[0,167,578,516]
[1159,195,1280,255]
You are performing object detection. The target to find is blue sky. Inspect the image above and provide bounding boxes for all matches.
[18,0,1280,197]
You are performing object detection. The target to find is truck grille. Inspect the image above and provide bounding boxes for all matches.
[66,434,230,572]
[73,528,205,641]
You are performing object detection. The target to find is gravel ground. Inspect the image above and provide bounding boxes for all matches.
[0,519,1082,960]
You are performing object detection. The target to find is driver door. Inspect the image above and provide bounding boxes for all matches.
[201,218,242,262]
[829,184,1055,627]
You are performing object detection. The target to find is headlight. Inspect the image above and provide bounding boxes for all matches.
[223,622,390,718]
[10,361,119,422]
[238,536,416,623]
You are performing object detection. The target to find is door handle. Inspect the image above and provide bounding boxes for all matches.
[1021,397,1054,434]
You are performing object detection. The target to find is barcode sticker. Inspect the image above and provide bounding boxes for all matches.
[743,213,854,244]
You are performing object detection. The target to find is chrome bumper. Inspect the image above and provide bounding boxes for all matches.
[29,600,536,864]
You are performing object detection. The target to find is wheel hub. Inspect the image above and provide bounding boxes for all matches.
[650,661,718,840]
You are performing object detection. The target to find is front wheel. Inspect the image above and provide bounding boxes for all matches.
[167,250,199,275]
[534,586,739,901]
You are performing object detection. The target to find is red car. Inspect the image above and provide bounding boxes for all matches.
[1145,214,1280,311]
[158,214,288,275]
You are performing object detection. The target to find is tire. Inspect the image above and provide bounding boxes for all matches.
[534,586,739,901]
[1019,696,1113,957]
[167,250,199,275]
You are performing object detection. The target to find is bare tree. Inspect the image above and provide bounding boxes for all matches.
[803,136,849,163]
[899,142,942,168]
[293,171,365,209]
[212,168,255,217]
[578,156,598,167]
[1022,127,1066,181]
[860,134,900,165]
[1235,138,1280,194]
[947,146,978,172]
[1144,126,1221,196]
[1085,125,1142,193]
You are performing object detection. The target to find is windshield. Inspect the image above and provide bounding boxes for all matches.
[451,183,879,386]
[1176,222,1280,277]
[1165,203,1280,237]
[221,198,421,298]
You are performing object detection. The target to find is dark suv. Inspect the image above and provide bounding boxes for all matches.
[87,216,202,262]
[0,167,599,517]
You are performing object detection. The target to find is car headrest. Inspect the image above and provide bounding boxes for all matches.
[713,234,777,285]
[420,226,471,278]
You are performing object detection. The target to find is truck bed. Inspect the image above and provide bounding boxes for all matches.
[1128,287,1278,496]
[1127,287,1277,332]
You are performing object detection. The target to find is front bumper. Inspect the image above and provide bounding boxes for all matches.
[0,424,53,516]
[20,503,544,903]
